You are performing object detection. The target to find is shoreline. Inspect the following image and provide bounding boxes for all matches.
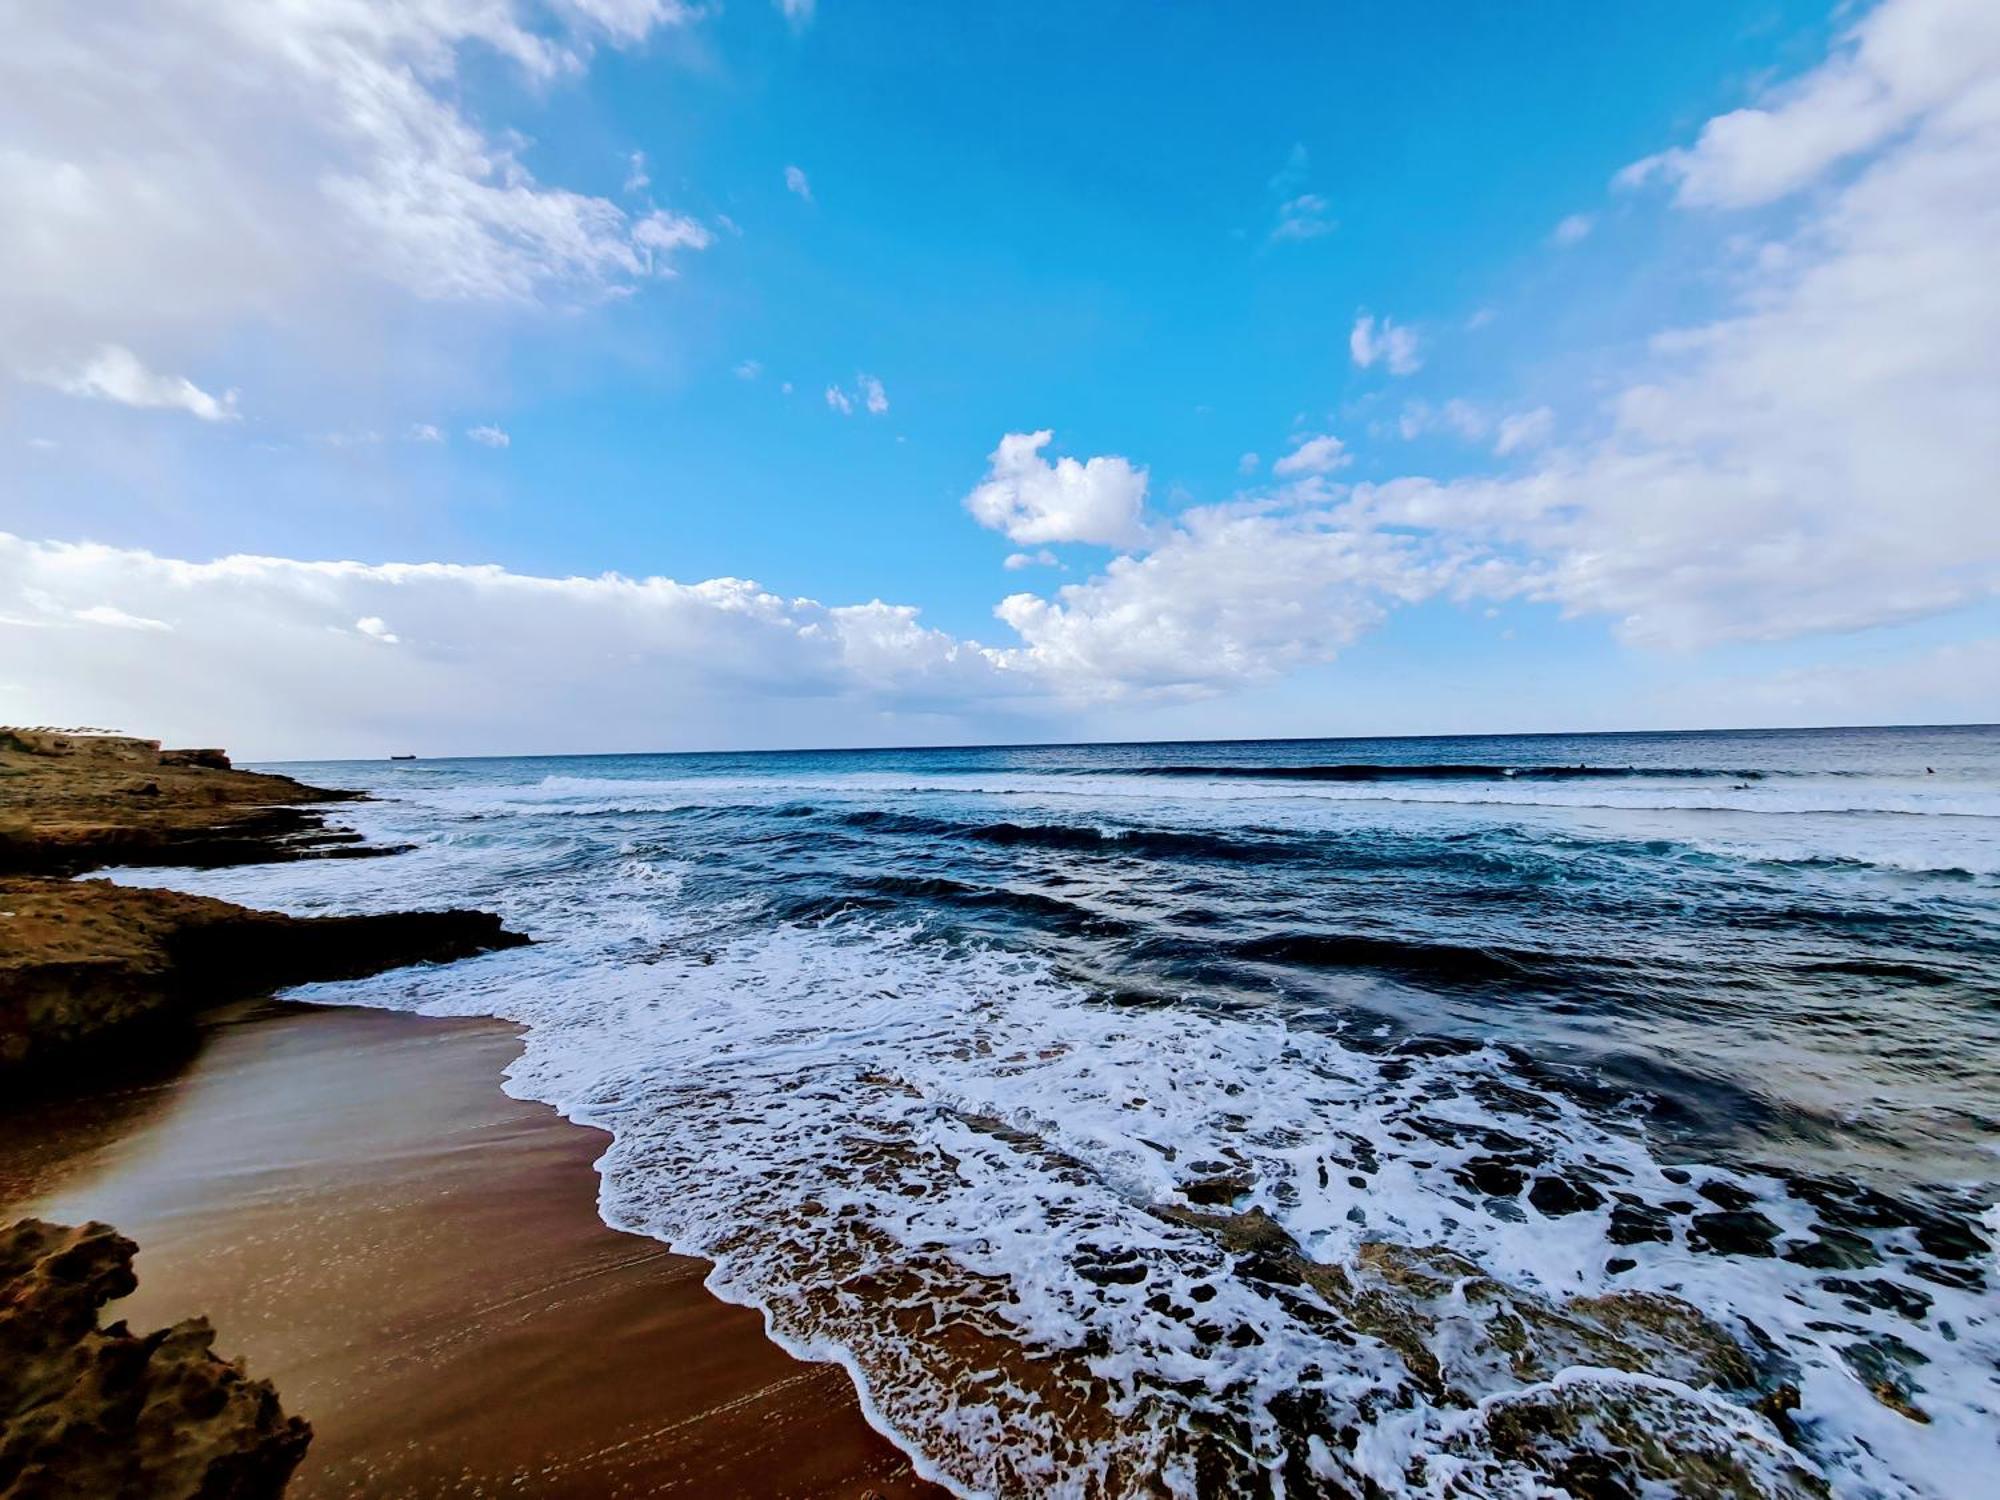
[0,996,943,1497]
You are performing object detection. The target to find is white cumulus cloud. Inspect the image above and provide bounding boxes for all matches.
[467,424,510,448]
[1616,0,1999,208]
[0,533,1026,757]
[1272,433,1351,478]
[785,164,813,202]
[964,431,1150,548]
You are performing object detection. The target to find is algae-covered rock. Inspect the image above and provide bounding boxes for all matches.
[1155,1203,1816,1497]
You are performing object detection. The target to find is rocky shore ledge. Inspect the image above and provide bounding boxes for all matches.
[1,728,528,1496]
[0,728,526,1076]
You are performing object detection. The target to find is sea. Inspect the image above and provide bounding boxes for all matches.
[115,725,2000,1497]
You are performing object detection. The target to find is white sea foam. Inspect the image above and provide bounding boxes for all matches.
[132,781,1999,1500]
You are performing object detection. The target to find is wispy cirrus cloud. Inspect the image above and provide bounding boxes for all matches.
[1349,314,1422,375]
[34,345,238,422]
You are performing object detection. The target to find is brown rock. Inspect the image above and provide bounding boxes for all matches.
[0,878,528,1076]
[0,730,362,877]
[0,1217,310,1499]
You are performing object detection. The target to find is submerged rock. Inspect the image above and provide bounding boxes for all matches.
[0,1218,309,1498]
[1444,1373,1828,1499]
[1156,1203,1812,1496]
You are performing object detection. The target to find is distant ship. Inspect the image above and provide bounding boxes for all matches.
[389,754,417,760]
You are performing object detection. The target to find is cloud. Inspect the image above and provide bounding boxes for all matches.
[1550,213,1595,246]
[1003,550,1060,571]
[467,425,511,448]
[785,164,813,202]
[1264,144,1333,241]
[1237,452,1260,475]
[776,0,817,30]
[35,345,237,422]
[72,604,171,632]
[964,431,1150,548]
[1689,636,2000,726]
[734,359,764,380]
[1396,399,1490,444]
[1492,407,1554,456]
[409,423,444,442]
[1267,143,1311,198]
[1272,433,1350,477]
[1340,0,2000,649]
[0,533,1028,756]
[0,1,710,402]
[4,0,1991,744]
[623,151,651,194]
[1270,193,1335,242]
[1615,0,1998,208]
[1349,314,1422,375]
[988,504,1436,697]
[825,373,888,416]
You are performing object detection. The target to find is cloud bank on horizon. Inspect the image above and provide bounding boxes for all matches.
[2,0,1997,756]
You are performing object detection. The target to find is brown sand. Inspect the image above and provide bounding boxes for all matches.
[0,1000,946,1499]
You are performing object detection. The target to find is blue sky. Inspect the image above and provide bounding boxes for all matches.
[3,0,1997,755]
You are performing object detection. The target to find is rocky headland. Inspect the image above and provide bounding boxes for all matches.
[0,729,374,876]
[0,728,526,1076]
[1,728,528,1497]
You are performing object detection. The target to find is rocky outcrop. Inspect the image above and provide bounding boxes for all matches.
[0,730,365,877]
[0,1218,310,1499]
[0,727,528,1079]
[0,879,528,1076]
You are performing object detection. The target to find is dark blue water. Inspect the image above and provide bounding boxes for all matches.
[124,725,2000,1497]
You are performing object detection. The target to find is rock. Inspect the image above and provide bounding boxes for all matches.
[1688,1210,1782,1258]
[1456,1157,1528,1197]
[1697,1179,1760,1211]
[0,729,527,1080]
[1180,1171,1254,1206]
[0,878,529,1076]
[1150,1202,1812,1494]
[158,748,232,771]
[0,1218,309,1498]
[1821,1276,1932,1323]
[1781,1227,1879,1270]
[1528,1174,1605,1217]
[1608,1202,1673,1245]
[0,730,361,878]
[1449,1374,1828,1499]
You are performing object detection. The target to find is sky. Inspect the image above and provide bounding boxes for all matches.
[2,0,1997,758]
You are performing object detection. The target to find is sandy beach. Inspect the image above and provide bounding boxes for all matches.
[0,998,942,1499]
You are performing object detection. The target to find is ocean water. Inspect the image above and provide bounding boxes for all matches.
[116,726,1999,1497]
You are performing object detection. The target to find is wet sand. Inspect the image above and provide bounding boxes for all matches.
[0,1000,944,1499]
